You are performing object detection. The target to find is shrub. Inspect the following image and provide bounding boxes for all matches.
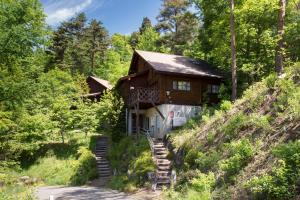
[184,148,202,168]
[220,139,254,180]
[107,136,154,190]
[219,100,232,112]
[70,147,97,185]
[108,175,128,190]
[195,150,220,172]
[190,172,215,194]
[129,151,155,182]
[245,140,300,199]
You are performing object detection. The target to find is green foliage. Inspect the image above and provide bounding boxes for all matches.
[190,172,215,197]
[246,140,300,199]
[0,0,47,70]
[96,90,125,141]
[222,113,271,140]
[0,185,35,200]
[24,156,75,185]
[49,13,109,75]
[274,64,300,119]
[195,150,220,172]
[219,100,232,112]
[130,151,155,178]
[136,27,160,51]
[220,139,254,181]
[70,147,98,185]
[156,0,199,54]
[165,171,215,200]
[108,137,154,190]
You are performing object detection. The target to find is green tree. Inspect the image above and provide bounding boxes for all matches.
[0,0,47,72]
[84,19,109,74]
[156,0,199,54]
[139,17,153,34]
[136,27,160,51]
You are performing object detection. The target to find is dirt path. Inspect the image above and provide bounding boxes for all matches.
[36,186,161,200]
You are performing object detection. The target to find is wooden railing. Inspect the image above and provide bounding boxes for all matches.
[130,86,159,105]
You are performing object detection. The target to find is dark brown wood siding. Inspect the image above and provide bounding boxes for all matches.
[157,73,221,105]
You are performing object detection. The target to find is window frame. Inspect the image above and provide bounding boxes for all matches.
[207,84,220,94]
[172,81,191,91]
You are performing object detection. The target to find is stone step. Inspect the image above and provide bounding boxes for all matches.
[99,173,111,177]
[157,171,171,176]
[157,180,171,185]
[97,164,110,167]
[157,166,171,170]
[156,155,168,159]
[155,151,168,155]
[154,147,167,151]
[157,159,170,163]
[157,177,170,181]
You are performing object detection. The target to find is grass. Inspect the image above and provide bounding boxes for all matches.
[24,156,76,185]
[0,185,36,200]
[0,131,100,199]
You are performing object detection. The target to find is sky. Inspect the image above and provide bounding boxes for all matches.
[40,0,162,35]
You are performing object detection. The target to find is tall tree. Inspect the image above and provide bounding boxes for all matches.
[156,0,198,54]
[0,0,46,72]
[84,19,109,73]
[139,17,153,34]
[229,0,237,101]
[275,0,286,74]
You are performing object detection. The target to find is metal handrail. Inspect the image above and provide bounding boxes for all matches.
[141,128,156,162]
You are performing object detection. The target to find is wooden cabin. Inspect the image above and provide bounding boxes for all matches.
[83,76,112,101]
[117,50,224,138]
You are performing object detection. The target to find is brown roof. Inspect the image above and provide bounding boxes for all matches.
[135,50,223,78]
[89,76,112,90]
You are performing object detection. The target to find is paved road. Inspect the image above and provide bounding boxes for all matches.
[36,186,160,200]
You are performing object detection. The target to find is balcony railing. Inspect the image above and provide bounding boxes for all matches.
[130,86,159,105]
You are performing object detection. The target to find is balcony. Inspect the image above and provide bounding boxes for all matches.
[130,86,159,106]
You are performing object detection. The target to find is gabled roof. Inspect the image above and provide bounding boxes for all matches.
[134,50,223,79]
[89,76,112,90]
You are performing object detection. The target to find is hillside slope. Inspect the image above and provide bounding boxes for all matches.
[164,64,300,200]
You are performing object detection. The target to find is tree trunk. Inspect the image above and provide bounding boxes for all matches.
[275,0,286,75]
[229,0,237,102]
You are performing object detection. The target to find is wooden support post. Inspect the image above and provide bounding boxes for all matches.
[136,102,140,140]
[151,102,165,120]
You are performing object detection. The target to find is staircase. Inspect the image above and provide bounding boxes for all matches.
[94,136,111,185]
[153,138,172,189]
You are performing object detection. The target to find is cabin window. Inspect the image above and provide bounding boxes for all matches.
[207,84,220,94]
[173,81,191,91]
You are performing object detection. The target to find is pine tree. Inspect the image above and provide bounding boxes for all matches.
[139,17,153,34]
[156,0,198,55]
[84,19,109,73]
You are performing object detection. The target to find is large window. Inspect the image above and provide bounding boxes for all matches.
[173,81,191,91]
[207,84,220,94]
